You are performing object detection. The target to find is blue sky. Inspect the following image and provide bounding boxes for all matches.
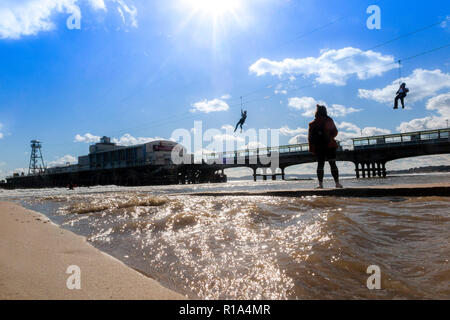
[0,0,449,178]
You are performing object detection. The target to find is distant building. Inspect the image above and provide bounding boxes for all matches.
[46,137,186,174]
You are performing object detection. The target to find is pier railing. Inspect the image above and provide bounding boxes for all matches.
[201,143,311,164]
[352,128,450,149]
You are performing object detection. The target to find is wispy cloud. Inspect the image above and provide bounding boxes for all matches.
[249,47,395,85]
[0,0,137,39]
[0,122,3,139]
[113,0,137,28]
[288,96,361,117]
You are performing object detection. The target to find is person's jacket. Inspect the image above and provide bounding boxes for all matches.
[308,115,338,154]
[396,86,409,95]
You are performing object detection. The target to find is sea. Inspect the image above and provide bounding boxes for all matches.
[1,173,449,299]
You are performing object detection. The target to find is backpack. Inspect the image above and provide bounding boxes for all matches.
[311,122,330,146]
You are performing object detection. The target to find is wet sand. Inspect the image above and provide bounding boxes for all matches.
[0,201,185,300]
[187,183,450,197]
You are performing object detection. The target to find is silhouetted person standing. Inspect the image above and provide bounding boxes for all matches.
[308,105,343,189]
[394,82,409,109]
[234,110,247,133]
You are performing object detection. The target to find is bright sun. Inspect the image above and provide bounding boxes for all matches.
[182,0,240,18]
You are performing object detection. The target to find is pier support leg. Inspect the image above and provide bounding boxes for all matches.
[382,162,387,178]
[355,163,360,179]
[272,175,276,181]
[372,162,377,177]
[281,168,285,180]
[253,168,257,182]
[377,162,381,177]
[367,163,371,178]
[362,163,366,178]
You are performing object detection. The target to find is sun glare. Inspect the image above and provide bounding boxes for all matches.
[182,0,240,18]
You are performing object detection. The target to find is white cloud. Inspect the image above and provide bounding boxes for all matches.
[0,0,137,39]
[279,126,307,136]
[249,47,395,85]
[243,141,267,149]
[288,97,361,117]
[358,69,450,105]
[426,92,450,117]
[74,133,167,146]
[74,133,101,143]
[210,133,244,143]
[396,116,447,133]
[0,122,3,139]
[288,135,307,144]
[111,133,166,146]
[336,121,391,147]
[396,92,450,132]
[190,97,230,113]
[0,167,28,180]
[0,0,80,39]
[89,0,106,10]
[48,154,77,167]
[278,126,308,145]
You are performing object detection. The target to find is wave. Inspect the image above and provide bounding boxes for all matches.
[61,195,169,215]
[18,189,450,299]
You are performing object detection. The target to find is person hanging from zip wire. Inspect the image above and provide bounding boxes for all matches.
[234,109,247,133]
[394,82,409,109]
[234,98,248,133]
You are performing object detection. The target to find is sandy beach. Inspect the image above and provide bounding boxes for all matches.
[0,201,185,300]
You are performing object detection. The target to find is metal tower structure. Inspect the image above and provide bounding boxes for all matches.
[28,140,46,175]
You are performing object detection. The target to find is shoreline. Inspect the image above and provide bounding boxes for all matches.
[0,201,185,300]
[185,183,450,197]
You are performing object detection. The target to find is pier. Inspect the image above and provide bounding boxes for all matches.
[202,128,450,181]
[1,128,449,189]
